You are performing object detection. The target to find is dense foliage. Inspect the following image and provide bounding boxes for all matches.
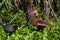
[0,0,60,40]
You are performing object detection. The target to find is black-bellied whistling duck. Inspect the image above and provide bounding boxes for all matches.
[27,8,52,31]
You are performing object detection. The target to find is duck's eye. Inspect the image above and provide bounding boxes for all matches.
[34,13,38,16]
[34,13,36,15]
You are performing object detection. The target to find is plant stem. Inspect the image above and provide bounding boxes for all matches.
[9,13,18,24]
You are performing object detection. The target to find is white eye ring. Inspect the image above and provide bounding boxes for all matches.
[33,10,38,16]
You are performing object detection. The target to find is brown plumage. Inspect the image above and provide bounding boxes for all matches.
[27,9,52,31]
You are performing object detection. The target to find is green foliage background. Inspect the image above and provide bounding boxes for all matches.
[0,0,60,40]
